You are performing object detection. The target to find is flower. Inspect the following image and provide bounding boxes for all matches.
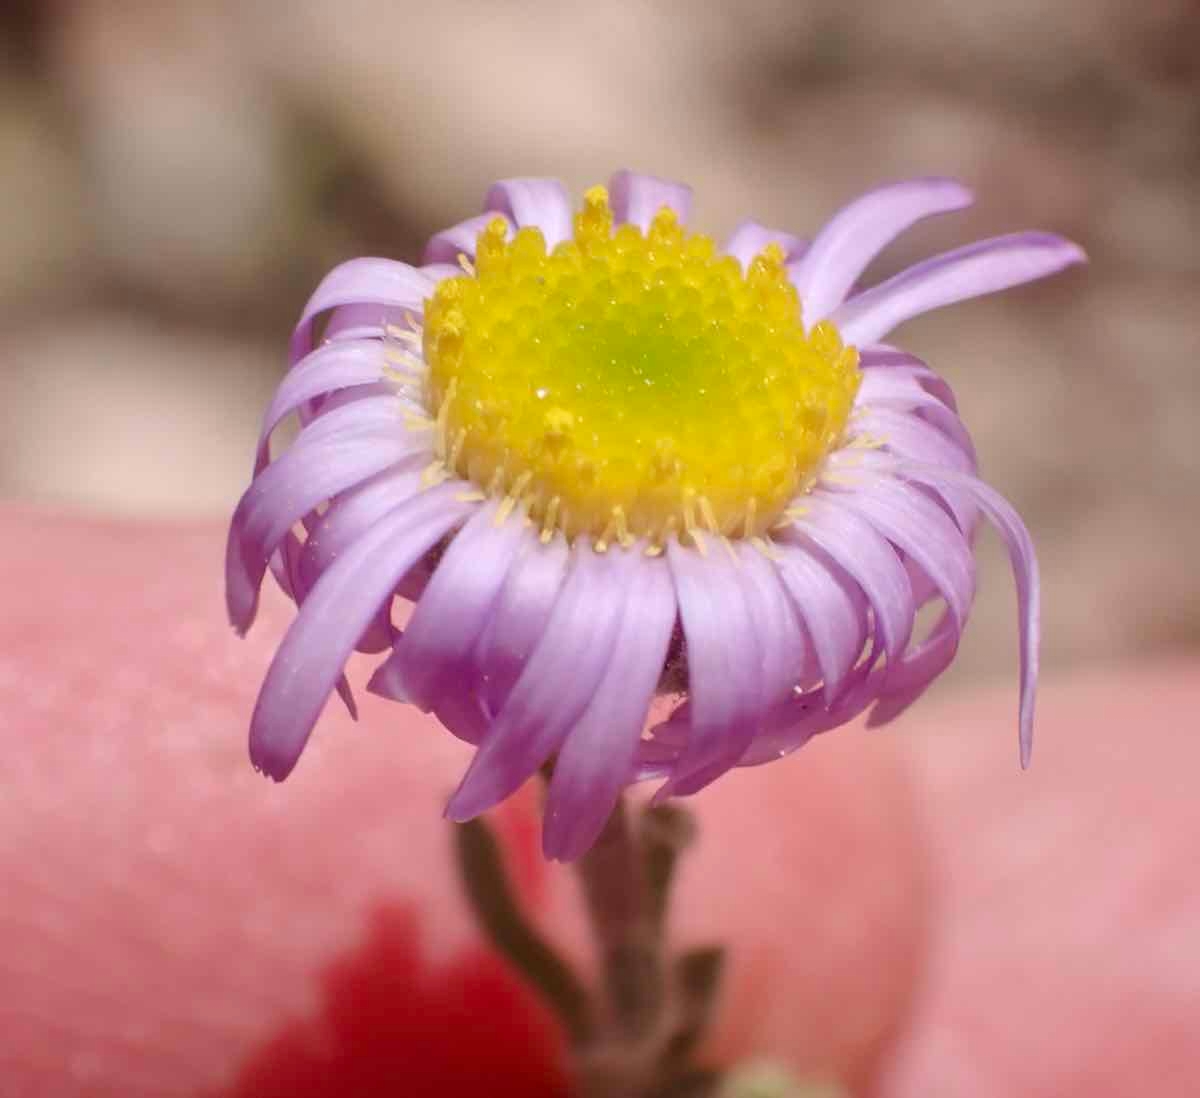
[226,171,1083,860]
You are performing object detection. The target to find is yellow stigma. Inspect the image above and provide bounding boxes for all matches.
[422,186,860,546]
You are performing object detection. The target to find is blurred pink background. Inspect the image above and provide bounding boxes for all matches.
[2,0,1198,692]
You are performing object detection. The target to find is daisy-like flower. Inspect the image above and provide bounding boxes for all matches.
[227,171,1083,860]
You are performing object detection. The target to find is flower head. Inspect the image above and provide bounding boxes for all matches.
[227,171,1083,859]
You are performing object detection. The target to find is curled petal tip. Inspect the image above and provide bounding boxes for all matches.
[649,780,676,807]
[1030,232,1088,266]
[1063,240,1088,265]
[365,663,410,703]
[920,176,975,206]
[445,761,494,822]
[337,679,360,721]
[442,792,476,825]
[249,735,298,783]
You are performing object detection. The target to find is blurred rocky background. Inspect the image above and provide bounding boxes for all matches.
[1,0,1198,687]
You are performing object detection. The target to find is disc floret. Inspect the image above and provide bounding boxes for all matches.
[423,185,860,548]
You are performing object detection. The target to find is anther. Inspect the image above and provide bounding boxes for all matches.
[421,461,449,487]
[541,496,561,543]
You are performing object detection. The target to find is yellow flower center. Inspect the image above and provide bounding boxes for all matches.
[421,185,860,548]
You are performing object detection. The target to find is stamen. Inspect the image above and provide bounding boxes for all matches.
[743,497,758,540]
[434,378,457,459]
[386,323,423,348]
[541,496,561,543]
[613,506,632,548]
[448,427,468,470]
[751,536,781,560]
[421,461,449,487]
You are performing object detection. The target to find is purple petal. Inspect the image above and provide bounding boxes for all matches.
[368,502,526,715]
[298,467,426,653]
[662,543,806,797]
[852,406,975,473]
[445,542,632,821]
[267,540,365,721]
[255,339,391,475]
[473,534,570,716]
[542,555,676,860]
[856,367,975,461]
[226,396,425,633]
[288,258,439,366]
[420,262,462,283]
[320,304,401,346]
[423,212,513,266]
[844,408,977,530]
[609,170,692,231]
[898,465,1040,767]
[832,232,1087,347]
[248,486,470,780]
[784,496,915,674]
[738,677,875,767]
[773,539,867,703]
[334,675,359,720]
[300,467,425,593]
[724,221,807,269]
[656,539,763,797]
[738,544,807,707]
[485,178,574,247]
[790,177,973,325]
[866,609,962,728]
[858,346,959,411]
[829,478,975,628]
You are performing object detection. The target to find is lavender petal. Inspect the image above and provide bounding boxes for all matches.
[248,486,470,780]
[773,540,867,703]
[288,258,439,366]
[543,555,675,860]
[832,232,1086,346]
[226,396,427,630]
[784,496,915,672]
[485,178,574,247]
[609,169,693,231]
[790,177,973,325]
[473,534,571,716]
[369,502,526,715]
[830,478,976,628]
[226,396,426,632]
[723,220,807,269]
[424,213,513,265]
[899,464,1041,767]
[445,542,632,821]
[255,339,391,475]
[657,539,764,797]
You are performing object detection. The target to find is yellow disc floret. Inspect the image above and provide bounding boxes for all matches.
[421,185,860,547]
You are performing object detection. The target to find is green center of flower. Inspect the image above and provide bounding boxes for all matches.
[421,185,860,548]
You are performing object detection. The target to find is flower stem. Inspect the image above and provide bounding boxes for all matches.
[576,797,665,1038]
[453,789,725,1097]
[454,815,594,1044]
